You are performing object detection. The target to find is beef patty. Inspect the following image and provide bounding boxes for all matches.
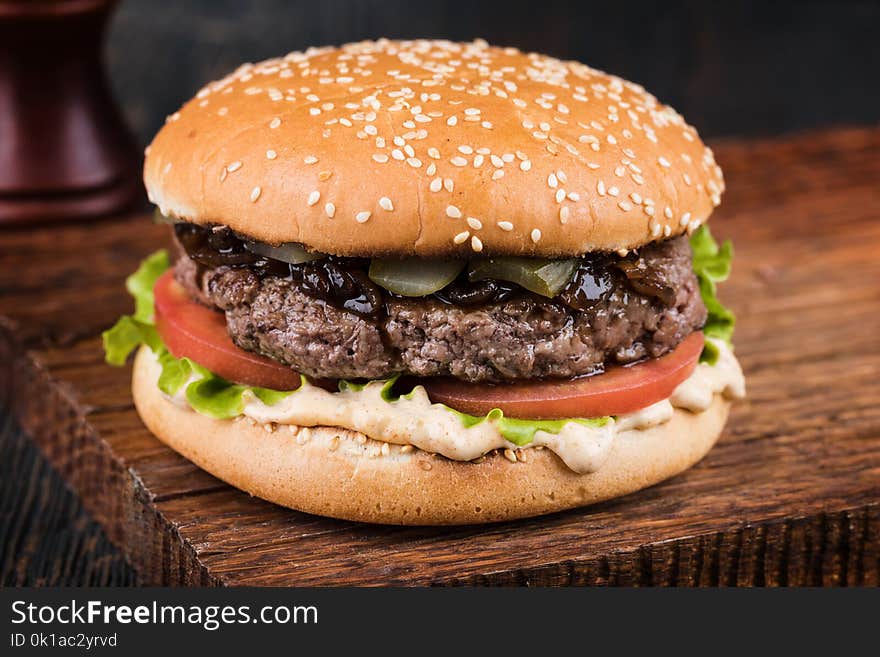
[173,233,706,382]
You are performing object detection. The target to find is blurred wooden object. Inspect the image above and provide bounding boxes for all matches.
[0,0,141,225]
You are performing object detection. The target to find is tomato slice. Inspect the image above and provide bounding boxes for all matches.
[153,270,303,391]
[422,332,704,419]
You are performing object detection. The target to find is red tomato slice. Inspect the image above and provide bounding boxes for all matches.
[153,270,303,391]
[422,332,704,419]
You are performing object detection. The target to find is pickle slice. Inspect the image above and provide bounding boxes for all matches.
[369,258,466,296]
[152,209,181,225]
[244,240,325,264]
[467,257,578,298]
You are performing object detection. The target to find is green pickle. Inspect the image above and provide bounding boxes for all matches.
[369,258,466,297]
[152,209,179,225]
[468,257,578,297]
[244,241,324,264]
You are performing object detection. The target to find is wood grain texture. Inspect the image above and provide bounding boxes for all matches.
[1,127,878,586]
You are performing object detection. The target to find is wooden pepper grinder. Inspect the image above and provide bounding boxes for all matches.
[0,0,142,225]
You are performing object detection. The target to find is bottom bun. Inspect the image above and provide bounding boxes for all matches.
[132,346,731,525]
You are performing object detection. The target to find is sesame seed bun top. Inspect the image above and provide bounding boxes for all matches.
[144,39,724,257]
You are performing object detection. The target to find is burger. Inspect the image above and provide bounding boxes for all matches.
[104,39,745,525]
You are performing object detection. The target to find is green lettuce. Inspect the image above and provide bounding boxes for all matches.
[449,407,609,447]
[689,225,735,364]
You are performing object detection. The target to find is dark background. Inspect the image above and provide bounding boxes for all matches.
[3,0,879,586]
[107,0,879,147]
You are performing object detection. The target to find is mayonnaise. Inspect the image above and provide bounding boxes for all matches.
[155,338,745,474]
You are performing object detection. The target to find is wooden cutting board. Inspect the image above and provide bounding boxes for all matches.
[1,127,878,586]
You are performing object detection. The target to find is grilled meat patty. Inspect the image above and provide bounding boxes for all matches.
[173,228,706,382]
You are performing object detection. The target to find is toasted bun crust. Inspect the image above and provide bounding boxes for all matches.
[133,346,730,525]
[144,39,723,257]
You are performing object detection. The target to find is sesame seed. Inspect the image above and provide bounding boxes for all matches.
[680,212,692,226]
[325,202,336,218]
[379,196,394,211]
[447,116,458,126]
[303,155,318,164]
[607,186,620,197]
[227,160,242,172]
[630,192,642,204]
[391,149,405,161]
[547,173,558,188]
[471,235,483,252]
[250,186,261,202]
[568,192,581,201]
[430,177,442,193]
[266,149,277,160]
[356,211,372,223]
[531,228,542,243]
[451,156,468,167]
[458,145,473,155]
[318,170,332,181]
[555,189,566,203]
[219,168,228,182]
[520,160,532,171]
[597,180,606,196]
[559,206,570,223]
[644,205,655,216]
[446,205,462,219]
[618,200,633,211]
[663,225,672,237]
[492,170,505,180]
[659,156,671,168]
[372,153,389,163]
[467,217,482,230]
[444,178,454,192]
[307,190,320,206]
[269,118,281,129]
[473,154,484,167]
[453,231,470,244]
[497,220,514,231]
[503,448,517,463]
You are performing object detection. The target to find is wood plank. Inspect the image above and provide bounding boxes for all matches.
[1,127,879,585]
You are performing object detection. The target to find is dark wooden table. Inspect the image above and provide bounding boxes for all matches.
[1,127,878,586]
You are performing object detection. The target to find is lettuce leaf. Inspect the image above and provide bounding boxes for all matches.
[448,407,610,447]
[690,225,735,364]
[126,249,169,323]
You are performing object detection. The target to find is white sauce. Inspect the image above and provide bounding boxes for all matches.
[157,338,745,474]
